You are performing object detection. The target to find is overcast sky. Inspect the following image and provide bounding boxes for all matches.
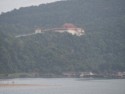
[0,0,61,14]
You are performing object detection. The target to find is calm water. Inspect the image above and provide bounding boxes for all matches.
[0,78,125,94]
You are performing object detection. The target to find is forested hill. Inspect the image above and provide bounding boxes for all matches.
[0,0,125,75]
[0,0,125,35]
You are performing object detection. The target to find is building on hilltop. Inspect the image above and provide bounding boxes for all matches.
[35,23,85,36]
[55,23,85,36]
[35,28,42,34]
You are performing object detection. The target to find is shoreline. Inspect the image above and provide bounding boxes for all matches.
[0,84,61,87]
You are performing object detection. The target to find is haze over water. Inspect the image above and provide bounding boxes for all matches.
[0,78,125,94]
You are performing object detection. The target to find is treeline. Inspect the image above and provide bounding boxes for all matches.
[0,31,125,74]
[0,0,125,74]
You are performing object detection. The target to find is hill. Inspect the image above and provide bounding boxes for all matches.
[0,0,125,77]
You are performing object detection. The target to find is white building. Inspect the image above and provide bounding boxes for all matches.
[55,28,84,36]
[35,23,85,36]
[35,28,42,34]
[53,23,85,36]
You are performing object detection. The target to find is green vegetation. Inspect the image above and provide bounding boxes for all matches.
[0,0,125,76]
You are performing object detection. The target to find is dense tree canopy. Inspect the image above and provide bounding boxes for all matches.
[0,0,125,74]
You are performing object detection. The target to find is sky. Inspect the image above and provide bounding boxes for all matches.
[0,0,61,14]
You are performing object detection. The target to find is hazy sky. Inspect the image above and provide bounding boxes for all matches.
[0,0,61,14]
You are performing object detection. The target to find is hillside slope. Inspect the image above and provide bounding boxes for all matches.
[0,0,125,74]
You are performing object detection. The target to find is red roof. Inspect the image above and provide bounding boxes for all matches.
[63,23,77,29]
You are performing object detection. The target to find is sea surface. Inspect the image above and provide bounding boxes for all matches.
[0,78,125,94]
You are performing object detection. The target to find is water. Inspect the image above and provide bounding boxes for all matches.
[0,78,125,94]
